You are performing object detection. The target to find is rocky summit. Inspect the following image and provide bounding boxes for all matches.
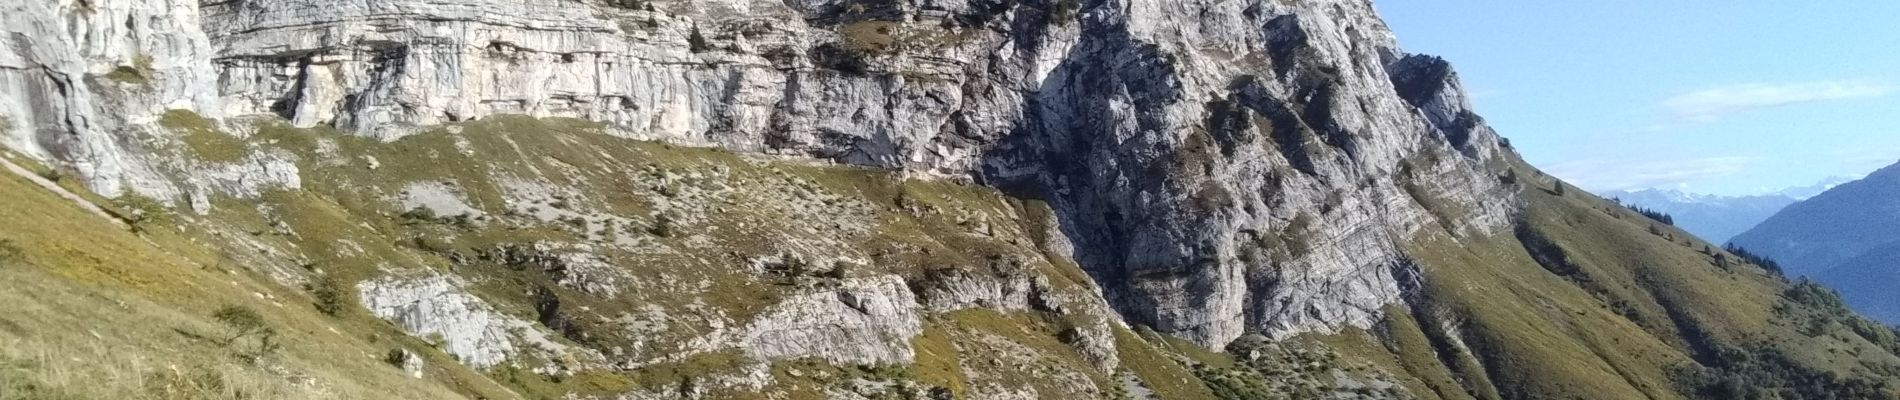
[3,0,1899,399]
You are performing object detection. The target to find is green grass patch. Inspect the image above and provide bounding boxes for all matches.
[103,54,155,85]
[911,324,967,397]
[1112,326,1217,400]
[0,167,515,399]
[159,110,248,162]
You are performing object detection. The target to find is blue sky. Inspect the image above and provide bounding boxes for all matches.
[1376,2,1900,196]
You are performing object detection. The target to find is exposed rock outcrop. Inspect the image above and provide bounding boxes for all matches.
[741,275,923,364]
[910,254,1048,313]
[975,1,1520,345]
[358,273,571,368]
[16,1,1900,399]
[1,0,222,197]
[9,0,1519,352]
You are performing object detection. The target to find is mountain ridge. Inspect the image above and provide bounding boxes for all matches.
[1733,161,1900,276]
[1733,160,1900,324]
[4,0,1899,398]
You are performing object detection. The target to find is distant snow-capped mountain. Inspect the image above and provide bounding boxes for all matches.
[1605,176,1858,244]
[1777,176,1857,200]
[1604,188,1796,244]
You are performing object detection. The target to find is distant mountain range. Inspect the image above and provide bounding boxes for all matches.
[1731,163,1900,322]
[1779,177,1858,200]
[1605,177,1851,244]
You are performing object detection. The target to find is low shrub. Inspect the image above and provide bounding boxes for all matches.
[0,239,20,266]
[310,277,350,316]
[211,305,280,364]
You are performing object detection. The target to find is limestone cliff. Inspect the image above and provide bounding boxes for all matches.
[6,0,1900,399]
[8,0,1519,348]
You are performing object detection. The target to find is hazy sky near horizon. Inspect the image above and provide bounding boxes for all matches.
[1376,2,1900,196]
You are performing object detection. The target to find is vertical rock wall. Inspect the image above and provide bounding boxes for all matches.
[4,0,1523,348]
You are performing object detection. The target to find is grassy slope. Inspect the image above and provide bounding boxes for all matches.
[255,116,1215,398]
[1296,160,1900,400]
[8,113,1894,399]
[1,115,1222,399]
[0,162,517,399]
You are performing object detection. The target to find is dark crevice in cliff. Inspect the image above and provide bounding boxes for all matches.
[1389,54,1487,154]
[1404,293,1500,400]
[977,9,1199,338]
[1389,55,1451,110]
[1230,75,1326,177]
[336,43,412,132]
[267,56,314,121]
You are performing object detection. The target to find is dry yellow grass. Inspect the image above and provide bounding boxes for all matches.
[0,167,510,399]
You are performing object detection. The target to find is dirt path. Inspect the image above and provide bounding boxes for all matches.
[0,156,129,229]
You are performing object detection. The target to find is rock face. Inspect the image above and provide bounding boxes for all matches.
[741,275,923,365]
[358,273,569,368]
[392,348,428,378]
[979,9,1520,345]
[20,1,1900,399]
[8,0,1517,349]
[1,0,222,197]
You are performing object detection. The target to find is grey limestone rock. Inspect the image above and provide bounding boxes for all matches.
[740,275,923,365]
[9,0,1524,350]
[357,273,571,368]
